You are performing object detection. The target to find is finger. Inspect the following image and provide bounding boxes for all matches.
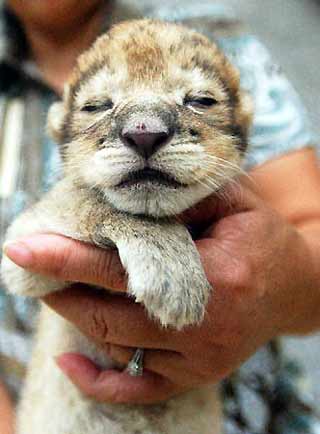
[3,233,127,292]
[43,286,182,351]
[107,341,240,388]
[55,353,179,404]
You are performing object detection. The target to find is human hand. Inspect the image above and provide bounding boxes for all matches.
[4,184,317,404]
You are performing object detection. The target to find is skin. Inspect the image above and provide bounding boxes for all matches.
[0,380,14,434]
[2,0,320,428]
[8,0,109,92]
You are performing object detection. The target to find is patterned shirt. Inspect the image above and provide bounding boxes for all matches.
[0,1,318,433]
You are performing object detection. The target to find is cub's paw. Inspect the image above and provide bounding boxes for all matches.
[118,240,212,329]
[1,254,65,297]
[138,270,211,330]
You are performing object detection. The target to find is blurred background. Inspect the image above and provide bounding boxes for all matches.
[227,0,320,140]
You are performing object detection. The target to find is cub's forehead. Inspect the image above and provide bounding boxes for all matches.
[68,20,232,107]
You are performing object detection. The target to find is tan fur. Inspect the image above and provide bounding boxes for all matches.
[1,20,252,434]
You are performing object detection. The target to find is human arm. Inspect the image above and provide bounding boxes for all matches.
[246,147,320,334]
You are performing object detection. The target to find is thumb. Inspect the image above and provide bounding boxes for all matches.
[3,233,127,292]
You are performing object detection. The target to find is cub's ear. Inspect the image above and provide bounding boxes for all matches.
[47,101,68,144]
[235,90,254,140]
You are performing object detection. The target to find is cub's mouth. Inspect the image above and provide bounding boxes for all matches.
[116,168,185,188]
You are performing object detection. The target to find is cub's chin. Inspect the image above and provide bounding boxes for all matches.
[104,182,215,217]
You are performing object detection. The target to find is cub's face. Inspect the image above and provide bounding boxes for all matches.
[49,20,251,217]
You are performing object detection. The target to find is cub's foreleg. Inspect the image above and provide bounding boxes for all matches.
[1,180,94,298]
[96,217,212,329]
[2,178,212,330]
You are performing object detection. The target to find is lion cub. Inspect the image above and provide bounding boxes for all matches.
[1,20,251,434]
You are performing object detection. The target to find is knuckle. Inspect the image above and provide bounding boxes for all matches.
[227,258,252,295]
[192,358,229,384]
[94,249,124,289]
[49,240,77,280]
[102,342,112,356]
[87,305,109,343]
[106,344,116,360]
[108,345,130,365]
[195,351,234,382]
[92,249,112,283]
[109,384,126,404]
[82,385,98,400]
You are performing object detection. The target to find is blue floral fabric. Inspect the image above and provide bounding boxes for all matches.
[217,35,315,168]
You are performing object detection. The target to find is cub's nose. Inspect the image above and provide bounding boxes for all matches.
[122,129,170,159]
[120,117,172,159]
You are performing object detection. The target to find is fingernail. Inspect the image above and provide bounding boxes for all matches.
[2,240,34,267]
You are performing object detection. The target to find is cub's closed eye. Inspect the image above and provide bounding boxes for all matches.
[81,100,114,112]
[184,97,218,109]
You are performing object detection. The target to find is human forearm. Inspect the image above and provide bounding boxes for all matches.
[248,148,320,335]
[0,380,14,434]
[289,221,320,335]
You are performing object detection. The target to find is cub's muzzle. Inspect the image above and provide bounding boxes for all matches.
[117,103,177,159]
